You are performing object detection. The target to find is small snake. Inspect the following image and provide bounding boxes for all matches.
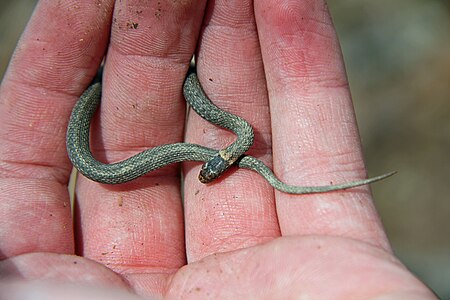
[66,67,394,193]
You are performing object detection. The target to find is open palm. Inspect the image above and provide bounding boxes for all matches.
[0,1,435,299]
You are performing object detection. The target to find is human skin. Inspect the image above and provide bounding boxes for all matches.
[0,0,437,299]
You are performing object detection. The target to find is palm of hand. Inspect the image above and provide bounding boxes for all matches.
[3,236,424,299]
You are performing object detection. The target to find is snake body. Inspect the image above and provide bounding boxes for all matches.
[66,68,394,193]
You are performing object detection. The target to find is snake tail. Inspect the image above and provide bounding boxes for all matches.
[238,155,396,194]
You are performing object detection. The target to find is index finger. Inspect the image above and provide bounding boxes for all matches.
[255,0,391,250]
[0,0,112,258]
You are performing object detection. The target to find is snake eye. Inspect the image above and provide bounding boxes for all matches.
[198,155,228,183]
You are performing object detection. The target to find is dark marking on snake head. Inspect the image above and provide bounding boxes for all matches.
[199,155,228,183]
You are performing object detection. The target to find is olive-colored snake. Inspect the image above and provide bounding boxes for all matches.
[66,67,394,193]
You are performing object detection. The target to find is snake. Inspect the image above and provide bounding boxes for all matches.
[66,67,395,193]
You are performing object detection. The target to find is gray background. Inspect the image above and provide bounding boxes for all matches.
[1,0,449,298]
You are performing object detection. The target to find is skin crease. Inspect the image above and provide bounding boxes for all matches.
[0,0,437,299]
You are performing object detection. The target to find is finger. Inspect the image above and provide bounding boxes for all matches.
[73,0,207,293]
[0,0,113,258]
[183,0,280,263]
[254,0,390,250]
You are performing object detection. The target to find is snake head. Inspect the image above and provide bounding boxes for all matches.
[198,154,230,184]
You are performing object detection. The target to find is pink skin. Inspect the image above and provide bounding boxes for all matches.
[0,0,436,299]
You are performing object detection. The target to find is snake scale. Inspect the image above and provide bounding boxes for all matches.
[66,67,394,193]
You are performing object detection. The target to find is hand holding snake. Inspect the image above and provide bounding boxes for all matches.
[5,1,439,299]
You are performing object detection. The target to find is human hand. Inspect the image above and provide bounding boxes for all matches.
[0,0,436,299]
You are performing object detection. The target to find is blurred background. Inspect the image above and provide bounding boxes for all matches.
[1,0,449,298]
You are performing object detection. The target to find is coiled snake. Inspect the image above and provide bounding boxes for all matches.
[66,67,394,193]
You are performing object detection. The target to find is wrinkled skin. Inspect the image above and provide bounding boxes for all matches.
[0,0,436,299]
